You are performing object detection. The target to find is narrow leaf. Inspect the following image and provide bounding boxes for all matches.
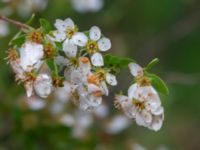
[145,58,159,71]
[40,18,53,34]
[104,54,135,69]
[145,72,169,95]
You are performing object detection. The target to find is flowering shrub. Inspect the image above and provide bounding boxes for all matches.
[1,15,168,131]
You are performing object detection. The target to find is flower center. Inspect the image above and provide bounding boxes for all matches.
[66,26,78,39]
[95,69,106,82]
[136,76,151,86]
[133,99,145,110]
[6,48,18,62]
[87,41,98,54]
[27,29,44,44]
[44,43,56,58]
[69,57,79,67]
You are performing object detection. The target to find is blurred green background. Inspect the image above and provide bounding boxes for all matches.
[0,0,200,149]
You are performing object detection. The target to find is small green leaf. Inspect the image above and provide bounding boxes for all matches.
[40,18,53,34]
[26,14,35,25]
[9,35,26,47]
[145,72,169,95]
[104,54,135,69]
[145,58,159,71]
[46,58,58,75]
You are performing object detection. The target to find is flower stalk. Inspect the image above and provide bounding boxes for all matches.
[0,15,32,30]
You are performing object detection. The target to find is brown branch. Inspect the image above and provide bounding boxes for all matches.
[0,15,31,30]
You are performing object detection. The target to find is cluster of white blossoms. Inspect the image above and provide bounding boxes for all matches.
[6,16,167,131]
[1,0,48,18]
[115,63,164,131]
[0,20,9,37]
[70,0,104,13]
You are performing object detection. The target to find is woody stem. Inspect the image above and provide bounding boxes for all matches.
[0,15,31,30]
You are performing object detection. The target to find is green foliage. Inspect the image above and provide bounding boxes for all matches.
[39,18,53,34]
[104,54,135,69]
[145,71,169,95]
[45,58,58,76]
[145,58,159,71]
[9,34,26,47]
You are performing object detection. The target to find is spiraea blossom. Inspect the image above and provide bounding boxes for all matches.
[70,0,104,13]
[4,16,168,132]
[87,26,111,66]
[0,20,9,37]
[115,63,164,131]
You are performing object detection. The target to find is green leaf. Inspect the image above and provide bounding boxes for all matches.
[46,58,58,75]
[145,58,159,71]
[39,18,53,34]
[104,54,135,69]
[145,72,169,95]
[9,35,26,47]
[26,14,35,25]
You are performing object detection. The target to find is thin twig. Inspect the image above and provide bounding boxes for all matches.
[0,15,31,29]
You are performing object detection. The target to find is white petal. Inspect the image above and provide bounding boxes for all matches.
[63,39,78,57]
[106,73,117,86]
[54,81,72,102]
[51,30,66,42]
[27,96,46,110]
[128,63,143,77]
[87,84,101,93]
[97,37,111,51]
[148,114,164,131]
[72,32,88,47]
[122,101,137,118]
[100,81,109,96]
[106,115,130,134]
[54,19,66,32]
[89,26,101,41]
[135,113,147,126]
[19,42,44,71]
[152,106,164,115]
[141,110,152,124]
[70,70,82,85]
[60,114,75,127]
[87,94,102,107]
[91,53,104,67]
[34,74,53,98]
[115,95,128,104]
[24,81,34,97]
[55,56,69,66]
[64,18,75,29]
[128,83,139,100]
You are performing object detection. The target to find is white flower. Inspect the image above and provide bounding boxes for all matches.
[115,83,164,131]
[0,20,9,37]
[52,18,88,47]
[106,73,117,86]
[54,81,72,102]
[105,115,130,134]
[60,111,93,138]
[129,62,143,77]
[71,0,103,13]
[91,52,104,66]
[71,32,88,47]
[26,96,46,110]
[17,0,48,17]
[76,83,103,111]
[87,26,111,66]
[19,42,44,72]
[34,74,53,98]
[63,39,78,57]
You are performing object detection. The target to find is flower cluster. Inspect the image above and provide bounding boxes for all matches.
[115,63,164,131]
[7,18,117,112]
[6,17,168,131]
